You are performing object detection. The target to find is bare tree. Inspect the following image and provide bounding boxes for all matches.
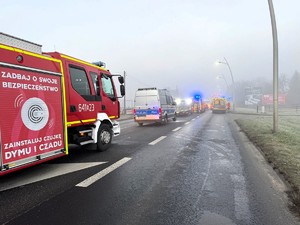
[287,71,300,105]
[279,73,289,94]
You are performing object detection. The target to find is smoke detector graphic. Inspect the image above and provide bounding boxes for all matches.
[21,97,49,131]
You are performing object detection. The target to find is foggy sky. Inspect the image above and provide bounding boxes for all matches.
[2,0,300,104]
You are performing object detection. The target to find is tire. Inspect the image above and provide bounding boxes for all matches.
[138,123,143,126]
[173,116,176,121]
[97,124,113,152]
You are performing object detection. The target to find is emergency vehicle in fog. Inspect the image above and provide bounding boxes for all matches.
[191,94,205,113]
[133,87,176,126]
[0,33,125,175]
[211,97,227,113]
[175,98,192,116]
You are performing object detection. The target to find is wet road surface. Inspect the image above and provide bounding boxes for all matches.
[0,112,299,225]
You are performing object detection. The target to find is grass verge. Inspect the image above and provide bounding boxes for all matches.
[235,116,300,212]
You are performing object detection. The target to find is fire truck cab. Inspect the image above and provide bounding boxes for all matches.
[0,32,124,175]
[47,52,125,151]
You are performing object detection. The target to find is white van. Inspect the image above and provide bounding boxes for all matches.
[133,88,177,126]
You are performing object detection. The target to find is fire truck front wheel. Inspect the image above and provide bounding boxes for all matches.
[97,124,113,151]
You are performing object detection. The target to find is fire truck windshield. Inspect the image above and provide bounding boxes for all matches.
[101,74,115,98]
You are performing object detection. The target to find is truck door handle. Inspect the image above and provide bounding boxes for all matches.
[70,105,76,112]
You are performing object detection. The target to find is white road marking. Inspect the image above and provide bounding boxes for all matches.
[192,118,195,121]
[185,122,190,125]
[0,162,107,192]
[172,127,182,132]
[76,157,132,188]
[149,136,167,145]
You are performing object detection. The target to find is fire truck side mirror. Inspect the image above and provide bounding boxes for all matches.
[120,85,125,96]
[118,76,124,84]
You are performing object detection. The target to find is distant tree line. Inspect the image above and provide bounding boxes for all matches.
[232,70,300,106]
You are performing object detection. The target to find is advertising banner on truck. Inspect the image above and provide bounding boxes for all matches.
[0,66,65,167]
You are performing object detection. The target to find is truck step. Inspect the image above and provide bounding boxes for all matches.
[79,140,94,145]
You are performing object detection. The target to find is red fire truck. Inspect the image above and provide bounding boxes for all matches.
[0,33,125,175]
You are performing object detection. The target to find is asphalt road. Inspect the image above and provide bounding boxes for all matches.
[0,112,299,225]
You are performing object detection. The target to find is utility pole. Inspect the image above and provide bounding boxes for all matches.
[268,0,279,133]
[123,71,126,114]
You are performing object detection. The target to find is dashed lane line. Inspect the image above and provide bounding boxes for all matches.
[76,157,132,188]
[148,136,167,145]
[0,162,107,192]
[172,127,182,132]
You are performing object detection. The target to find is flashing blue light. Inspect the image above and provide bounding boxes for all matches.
[194,94,201,100]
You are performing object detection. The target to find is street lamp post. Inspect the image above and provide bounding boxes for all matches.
[268,0,279,133]
[218,57,236,112]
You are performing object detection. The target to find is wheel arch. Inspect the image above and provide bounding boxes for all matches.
[92,113,114,143]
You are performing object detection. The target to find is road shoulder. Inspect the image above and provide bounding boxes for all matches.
[228,114,300,224]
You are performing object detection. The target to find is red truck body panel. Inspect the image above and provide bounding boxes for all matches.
[0,45,67,175]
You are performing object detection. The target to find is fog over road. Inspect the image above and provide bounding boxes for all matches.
[0,112,299,225]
